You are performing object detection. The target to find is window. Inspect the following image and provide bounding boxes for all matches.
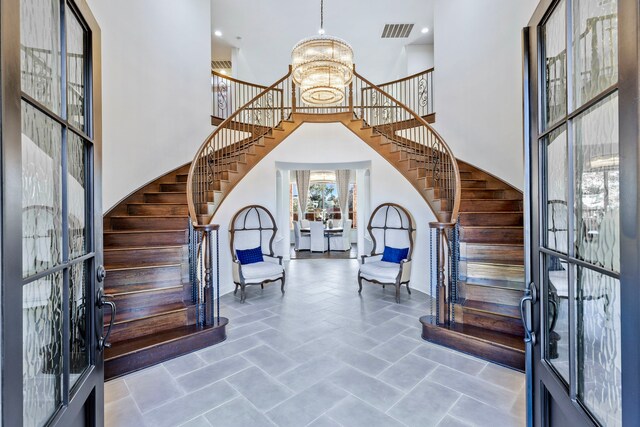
[290,177,357,226]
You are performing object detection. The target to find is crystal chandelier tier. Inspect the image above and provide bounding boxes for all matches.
[291,0,354,105]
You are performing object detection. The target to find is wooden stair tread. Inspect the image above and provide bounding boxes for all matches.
[460,299,521,318]
[104,229,186,234]
[110,215,187,219]
[460,278,526,291]
[461,225,523,229]
[105,245,184,252]
[112,301,189,324]
[106,262,181,272]
[106,281,185,295]
[445,322,524,352]
[105,323,227,361]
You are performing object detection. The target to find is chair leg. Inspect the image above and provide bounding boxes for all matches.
[395,284,401,303]
[261,284,264,289]
[234,283,238,295]
[240,284,246,303]
[406,282,412,294]
[358,274,363,293]
[281,272,286,295]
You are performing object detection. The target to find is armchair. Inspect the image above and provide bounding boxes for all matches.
[229,205,285,302]
[358,203,415,303]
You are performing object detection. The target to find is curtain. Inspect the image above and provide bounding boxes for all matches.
[295,170,310,220]
[335,169,351,219]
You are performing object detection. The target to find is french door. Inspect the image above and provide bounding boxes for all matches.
[1,0,105,425]
[524,0,640,425]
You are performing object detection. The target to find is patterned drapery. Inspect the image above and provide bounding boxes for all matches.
[335,169,351,219]
[295,170,310,219]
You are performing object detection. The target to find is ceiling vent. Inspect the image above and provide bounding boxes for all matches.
[381,24,414,38]
[211,60,232,69]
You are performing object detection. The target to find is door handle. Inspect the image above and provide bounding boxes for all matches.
[520,281,537,346]
[97,288,116,351]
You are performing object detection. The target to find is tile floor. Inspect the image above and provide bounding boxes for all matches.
[105,259,525,427]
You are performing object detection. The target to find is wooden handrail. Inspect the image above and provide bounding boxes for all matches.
[188,67,293,224]
[376,68,434,88]
[211,70,269,90]
[353,69,461,221]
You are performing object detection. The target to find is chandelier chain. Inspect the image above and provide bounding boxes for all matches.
[320,0,324,31]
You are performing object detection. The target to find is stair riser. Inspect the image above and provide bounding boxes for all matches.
[175,174,188,183]
[459,200,522,212]
[461,190,505,199]
[144,193,187,203]
[461,243,524,263]
[104,321,227,380]
[459,212,523,227]
[111,216,189,231]
[160,183,187,192]
[110,287,186,311]
[127,204,188,216]
[460,262,525,282]
[454,306,525,336]
[461,180,488,189]
[460,227,524,244]
[105,265,184,290]
[459,283,523,306]
[108,309,190,343]
[421,318,524,371]
[105,247,186,269]
[104,230,188,248]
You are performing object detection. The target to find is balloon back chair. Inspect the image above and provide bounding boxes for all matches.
[229,205,285,302]
[358,203,416,303]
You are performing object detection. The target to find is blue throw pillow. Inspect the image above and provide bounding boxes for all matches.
[236,247,264,265]
[381,246,409,264]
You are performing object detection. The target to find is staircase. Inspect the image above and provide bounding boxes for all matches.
[420,161,525,371]
[103,164,226,379]
[103,66,524,378]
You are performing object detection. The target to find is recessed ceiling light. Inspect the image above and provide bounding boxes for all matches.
[421,27,429,34]
[214,30,222,37]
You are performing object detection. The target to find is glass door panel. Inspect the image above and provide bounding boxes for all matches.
[545,254,570,383]
[20,0,61,114]
[573,93,619,270]
[572,0,618,108]
[22,271,63,427]
[543,0,567,130]
[576,266,621,426]
[544,126,569,253]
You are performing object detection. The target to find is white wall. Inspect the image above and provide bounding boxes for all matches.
[211,123,437,297]
[407,44,434,74]
[86,0,213,212]
[433,0,538,190]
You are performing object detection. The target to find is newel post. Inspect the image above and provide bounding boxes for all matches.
[429,221,456,326]
[193,223,220,326]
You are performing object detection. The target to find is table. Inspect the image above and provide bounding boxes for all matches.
[300,227,344,252]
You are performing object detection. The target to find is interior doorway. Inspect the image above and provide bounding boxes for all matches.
[274,161,371,262]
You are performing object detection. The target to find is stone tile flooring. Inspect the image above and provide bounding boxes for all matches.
[105,259,525,427]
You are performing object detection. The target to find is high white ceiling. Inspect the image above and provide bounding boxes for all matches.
[212,0,434,83]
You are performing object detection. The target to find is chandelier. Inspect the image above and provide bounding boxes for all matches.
[291,0,354,105]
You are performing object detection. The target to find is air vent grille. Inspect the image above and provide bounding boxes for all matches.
[211,60,232,69]
[381,24,414,38]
